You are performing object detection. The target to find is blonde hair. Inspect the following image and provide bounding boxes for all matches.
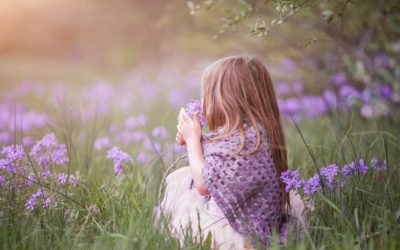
[201,55,290,210]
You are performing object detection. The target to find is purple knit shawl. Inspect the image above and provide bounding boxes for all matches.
[200,124,283,248]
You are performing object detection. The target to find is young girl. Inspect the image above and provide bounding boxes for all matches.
[154,55,306,249]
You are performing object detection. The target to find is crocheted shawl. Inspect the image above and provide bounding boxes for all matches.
[200,124,284,248]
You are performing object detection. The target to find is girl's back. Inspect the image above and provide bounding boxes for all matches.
[201,122,283,247]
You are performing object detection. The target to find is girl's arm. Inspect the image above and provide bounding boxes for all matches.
[177,109,210,196]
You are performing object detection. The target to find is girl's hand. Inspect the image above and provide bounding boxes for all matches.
[175,131,185,145]
[177,108,202,145]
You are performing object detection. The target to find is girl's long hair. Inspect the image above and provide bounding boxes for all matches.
[201,55,290,211]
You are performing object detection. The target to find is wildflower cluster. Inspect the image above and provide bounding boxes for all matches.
[281,158,388,195]
[0,133,83,211]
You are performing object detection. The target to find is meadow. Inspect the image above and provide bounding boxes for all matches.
[0,64,399,249]
[1,0,399,249]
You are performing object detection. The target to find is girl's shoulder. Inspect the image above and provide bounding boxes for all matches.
[201,122,269,155]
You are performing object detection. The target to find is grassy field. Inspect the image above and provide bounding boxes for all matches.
[0,78,399,250]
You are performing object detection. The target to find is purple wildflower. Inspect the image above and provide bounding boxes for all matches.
[107,146,133,175]
[276,82,291,96]
[56,173,79,186]
[379,85,393,100]
[0,145,27,174]
[319,164,339,190]
[168,89,189,108]
[0,175,5,185]
[30,133,69,167]
[94,137,112,150]
[143,139,162,153]
[293,81,304,95]
[370,158,387,171]
[152,127,169,139]
[280,170,301,192]
[124,115,148,129]
[26,173,36,186]
[330,73,347,86]
[342,159,368,178]
[25,190,51,210]
[302,175,321,195]
[137,152,151,164]
[184,99,207,127]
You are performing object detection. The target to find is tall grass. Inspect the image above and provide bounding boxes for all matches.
[0,93,399,250]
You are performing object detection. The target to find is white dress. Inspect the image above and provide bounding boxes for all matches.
[153,166,308,250]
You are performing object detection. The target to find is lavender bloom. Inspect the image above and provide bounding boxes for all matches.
[52,144,69,165]
[30,133,69,167]
[168,89,189,108]
[152,127,169,139]
[342,159,368,178]
[319,164,339,190]
[0,132,10,144]
[184,99,207,127]
[323,90,338,109]
[26,173,36,186]
[339,85,362,106]
[143,139,162,153]
[276,82,291,96]
[56,173,79,186]
[22,136,34,147]
[370,158,387,171]
[0,145,27,174]
[25,190,51,210]
[107,146,133,175]
[0,175,5,185]
[137,152,151,164]
[330,73,347,86]
[379,85,393,100]
[94,137,112,150]
[293,81,304,95]
[302,174,321,195]
[280,170,301,192]
[124,115,148,129]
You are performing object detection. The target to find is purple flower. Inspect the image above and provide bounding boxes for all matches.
[370,158,387,171]
[302,175,321,195]
[143,139,162,153]
[379,85,393,100]
[137,152,151,164]
[323,90,338,109]
[342,159,368,178]
[276,82,291,96]
[107,146,133,175]
[319,164,339,190]
[293,81,304,95]
[30,133,69,167]
[94,137,112,150]
[280,170,301,192]
[56,173,79,186]
[330,73,347,86]
[168,89,189,108]
[339,85,362,105]
[184,99,207,127]
[52,144,69,165]
[26,173,36,186]
[22,136,34,147]
[124,115,148,129]
[152,127,169,139]
[25,190,51,210]
[0,145,28,175]
[0,175,5,185]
